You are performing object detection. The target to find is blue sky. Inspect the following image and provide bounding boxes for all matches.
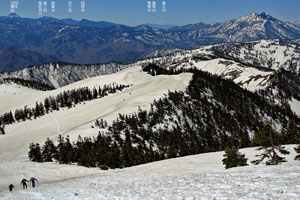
[0,0,300,26]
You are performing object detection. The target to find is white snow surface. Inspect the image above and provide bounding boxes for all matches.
[1,66,300,200]
[289,98,300,116]
[0,65,192,196]
[0,146,299,200]
[190,58,273,91]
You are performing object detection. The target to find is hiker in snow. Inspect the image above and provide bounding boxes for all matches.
[20,178,29,189]
[8,184,15,192]
[30,177,38,188]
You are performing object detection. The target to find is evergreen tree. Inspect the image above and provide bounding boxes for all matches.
[122,129,134,167]
[34,102,40,118]
[294,132,300,161]
[44,98,50,113]
[39,102,45,115]
[281,120,300,144]
[0,125,5,135]
[28,143,36,161]
[222,146,248,169]
[42,138,57,162]
[28,143,43,162]
[251,121,290,165]
[55,135,65,163]
[93,87,98,99]
[55,135,74,164]
[295,144,300,161]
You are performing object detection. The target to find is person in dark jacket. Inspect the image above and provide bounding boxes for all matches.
[29,177,38,188]
[20,178,29,189]
[8,184,15,191]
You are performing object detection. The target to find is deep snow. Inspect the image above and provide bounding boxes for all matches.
[0,65,299,200]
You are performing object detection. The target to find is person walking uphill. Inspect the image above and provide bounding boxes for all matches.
[20,178,29,189]
[8,184,15,191]
[30,177,38,188]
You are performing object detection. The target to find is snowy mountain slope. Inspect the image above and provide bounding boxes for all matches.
[1,62,124,88]
[171,58,273,91]
[0,82,45,115]
[140,40,300,110]
[204,12,300,42]
[143,39,300,73]
[4,38,299,91]
[3,39,300,118]
[1,145,299,200]
[0,66,193,191]
[210,39,300,72]
[0,56,299,199]
[1,42,277,92]
[0,66,191,115]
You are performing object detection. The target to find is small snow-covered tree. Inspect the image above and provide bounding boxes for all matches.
[295,144,300,161]
[251,121,290,165]
[222,146,248,169]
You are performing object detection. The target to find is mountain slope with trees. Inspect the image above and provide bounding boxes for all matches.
[29,66,300,168]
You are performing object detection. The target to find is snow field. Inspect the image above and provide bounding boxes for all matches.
[1,145,299,200]
[0,66,192,193]
[0,65,300,199]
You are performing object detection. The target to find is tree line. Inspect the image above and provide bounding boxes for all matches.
[29,133,161,169]
[2,77,55,91]
[0,83,130,135]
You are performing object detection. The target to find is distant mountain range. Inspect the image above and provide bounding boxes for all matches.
[143,23,175,29]
[0,12,300,72]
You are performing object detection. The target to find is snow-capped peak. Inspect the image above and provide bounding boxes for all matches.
[238,12,277,22]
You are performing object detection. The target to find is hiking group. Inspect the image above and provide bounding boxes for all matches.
[9,177,38,192]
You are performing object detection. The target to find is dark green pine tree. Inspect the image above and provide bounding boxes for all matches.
[44,98,51,113]
[167,144,177,159]
[28,143,36,161]
[122,129,134,167]
[42,138,57,162]
[34,102,40,119]
[0,125,5,135]
[39,102,45,115]
[295,144,300,161]
[93,87,98,99]
[55,135,65,163]
[28,143,43,162]
[251,121,290,165]
[281,120,300,144]
[294,132,300,161]
[55,135,74,164]
[222,146,248,169]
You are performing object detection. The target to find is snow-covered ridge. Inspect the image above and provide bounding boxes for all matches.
[2,39,299,93]
[211,39,300,72]
[1,62,124,88]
